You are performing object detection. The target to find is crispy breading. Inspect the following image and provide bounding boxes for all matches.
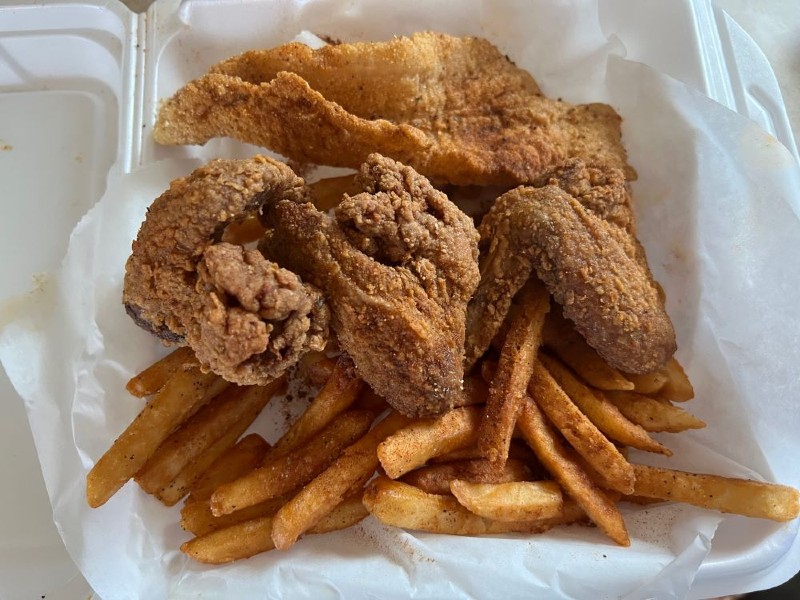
[261,154,480,417]
[153,32,633,186]
[123,156,329,385]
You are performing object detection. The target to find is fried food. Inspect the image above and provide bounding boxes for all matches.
[263,154,480,417]
[86,367,227,507]
[450,480,563,522]
[401,458,532,495]
[465,174,676,374]
[153,33,632,187]
[477,281,549,465]
[364,476,585,536]
[632,464,800,522]
[123,156,329,385]
[517,397,630,546]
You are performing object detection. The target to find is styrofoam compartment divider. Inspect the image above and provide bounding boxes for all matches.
[0,0,796,598]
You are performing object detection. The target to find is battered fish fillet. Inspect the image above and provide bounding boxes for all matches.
[123,156,329,385]
[465,161,675,374]
[261,154,480,418]
[153,32,632,186]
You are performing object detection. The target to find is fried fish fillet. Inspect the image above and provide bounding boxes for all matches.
[154,32,632,186]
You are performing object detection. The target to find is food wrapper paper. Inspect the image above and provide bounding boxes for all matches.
[2,0,800,598]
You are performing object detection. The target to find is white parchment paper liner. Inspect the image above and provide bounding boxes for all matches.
[2,0,800,598]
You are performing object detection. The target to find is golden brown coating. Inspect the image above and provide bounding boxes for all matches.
[153,32,633,186]
[261,154,480,418]
[465,160,675,374]
[123,156,329,385]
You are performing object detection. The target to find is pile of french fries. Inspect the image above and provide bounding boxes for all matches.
[87,284,800,564]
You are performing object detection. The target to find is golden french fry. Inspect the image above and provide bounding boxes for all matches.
[653,358,694,402]
[453,375,489,408]
[308,493,368,533]
[159,418,254,506]
[528,361,635,495]
[296,351,337,387]
[364,476,584,535]
[125,347,198,398]
[211,409,374,516]
[182,493,367,564]
[187,434,270,503]
[157,380,284,506]
[430,440,540,468]
[86,367,226,508]
[478,281,550,465]
[181,494,290,537]
[221,214,267,245]
[272,412,409,550]
[450,479,563,522]
[377,406,483,479]
[604,391,705,433]
[269,353,363,458]
[137,380,281,500]
[542,311,633,391]
[539,354,671,456]
[623,370,668,395]
[309,174,360,211]
[271,412,410,550]
[401,458,532,495]
[181,516,276,564]
[517,399,630,546]
[632,464,800,522]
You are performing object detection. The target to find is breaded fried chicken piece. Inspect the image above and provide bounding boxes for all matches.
[153,32,633,186]
[465,161,675,374]
[123,156,329,385]
[262,154,480,417]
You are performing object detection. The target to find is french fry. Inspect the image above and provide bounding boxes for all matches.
[542,311,633,391]
[653,358,694,402]
[401,458,532,495]
[86,367,226,508]
[181,494,290,537]
[181,493,367,564]
[517,399,630,546]
[632,464,800,522]
[478,281,549,465]
[268,353,363,458]
[159,418,256,506]
[221,214,267,245]
[211,409,374,516]
[296,351,337,387]
[450,479,563,522]
[604,391,705,433]
[364,476,584,535]
[623,370,668,395]
[528,361,635,495]
[181,516,276,564]
[271,411,410,550]
[157,380,284,505]
[453,375,490,408]
[125,347,198,398]
[309,492,369,533]
[539,354,671,456]
[377,406,483,479]
[136,379,282,500]
[309,174,360,211]
[430,440,540,467]
[187,434,270,503]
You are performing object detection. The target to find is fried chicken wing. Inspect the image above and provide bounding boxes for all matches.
[153,32,632,186]
[123,156,329,385]
[465,161,675,374]
[261,154,480,417]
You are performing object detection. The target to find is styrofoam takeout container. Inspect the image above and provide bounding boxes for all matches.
[0,0,797,598]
